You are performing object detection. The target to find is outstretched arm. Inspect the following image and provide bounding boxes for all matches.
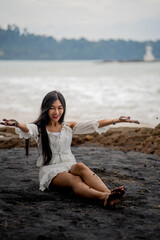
[0,119,29,132]
[98,116,140,128]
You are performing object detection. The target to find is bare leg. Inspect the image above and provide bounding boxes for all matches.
[50,171,118,206]
[70,162,111,193]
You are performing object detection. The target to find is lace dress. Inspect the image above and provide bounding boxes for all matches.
[15,120,109,191]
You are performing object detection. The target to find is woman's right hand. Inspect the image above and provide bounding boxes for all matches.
[0,119,19,127]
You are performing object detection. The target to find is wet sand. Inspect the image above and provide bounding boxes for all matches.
[0,146,160,240]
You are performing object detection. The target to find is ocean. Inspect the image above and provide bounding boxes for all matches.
[0,60,160,128]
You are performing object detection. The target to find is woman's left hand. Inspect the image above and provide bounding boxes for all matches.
[119,116,140,124]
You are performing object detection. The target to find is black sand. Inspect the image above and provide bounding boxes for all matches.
[0,146,160,240]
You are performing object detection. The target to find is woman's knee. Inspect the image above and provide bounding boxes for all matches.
[71,162,88,175]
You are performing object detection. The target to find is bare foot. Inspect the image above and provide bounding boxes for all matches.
[104,191,123,207]
[111,185,126,195]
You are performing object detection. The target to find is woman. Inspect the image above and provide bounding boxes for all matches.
[1,90,140,207]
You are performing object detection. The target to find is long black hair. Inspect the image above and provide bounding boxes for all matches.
[26,90,66,165]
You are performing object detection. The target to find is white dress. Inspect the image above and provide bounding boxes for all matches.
[15,120,109,191]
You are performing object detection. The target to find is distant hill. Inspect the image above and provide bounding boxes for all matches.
[0,25,160,60]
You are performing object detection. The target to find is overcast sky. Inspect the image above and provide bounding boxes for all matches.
[0,0,160,41]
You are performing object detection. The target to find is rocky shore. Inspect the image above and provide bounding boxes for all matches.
[0,124,160,155]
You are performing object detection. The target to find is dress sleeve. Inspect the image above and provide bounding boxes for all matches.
[15,123,39,139]
[72,120,110,135]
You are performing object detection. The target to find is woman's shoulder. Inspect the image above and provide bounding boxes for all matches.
[64,121,77,129]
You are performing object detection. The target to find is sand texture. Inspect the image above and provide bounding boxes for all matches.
[0,146,160,240]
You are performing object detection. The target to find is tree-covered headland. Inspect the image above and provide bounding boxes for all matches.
[0,25,160,60]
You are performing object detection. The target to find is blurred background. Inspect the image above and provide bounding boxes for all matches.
[0,0,160,127]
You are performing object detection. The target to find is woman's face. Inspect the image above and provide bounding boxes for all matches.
[48,99,64,123]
